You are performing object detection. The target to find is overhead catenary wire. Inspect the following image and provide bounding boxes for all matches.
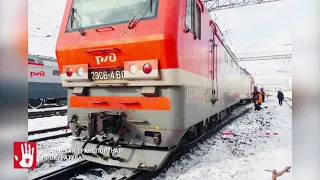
[28,18,60,29]
[29,35,57,38]
[28,28,57,35]
[29,12,61,23]
[28,27,58,35]
[29,1,62,17]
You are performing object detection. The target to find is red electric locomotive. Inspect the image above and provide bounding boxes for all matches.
[56,0,254,171]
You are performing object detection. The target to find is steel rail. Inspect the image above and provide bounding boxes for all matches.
[28,126,67,135]
[28,109,67,119]
[28,132,72,142]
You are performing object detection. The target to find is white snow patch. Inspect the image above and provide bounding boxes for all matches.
[285,100,292,107]
[283,91,292,99]
[28,136,81,179]
[28,115,67,131]
[154,97,292,180]
[72,168,135,180]
[28,106,67,112]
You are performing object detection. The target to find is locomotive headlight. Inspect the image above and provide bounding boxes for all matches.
[129,64,138,74]
[76,67,84,76]
[66,68,73,77]
[143,63,152,74]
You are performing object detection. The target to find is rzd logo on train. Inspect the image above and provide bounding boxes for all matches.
[30,71,45,77]
[95,53,117,65]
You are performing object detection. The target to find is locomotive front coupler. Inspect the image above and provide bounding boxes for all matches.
[88,111,128,137]
[87,111,130,161]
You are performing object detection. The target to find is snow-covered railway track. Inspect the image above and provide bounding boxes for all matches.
[29,104,252,180]
[31,160,96,180]
[28,109,67,119]
[28,126,71,142]
[131,105,253,180]
[284,98,292,108]
[29,132,72,142]
[28,126,67,135]
[31,159,143,180]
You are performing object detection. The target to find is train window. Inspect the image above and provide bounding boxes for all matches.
[37,59,43,64]
[210,29,214,52]
[185,0,194,33]
[28,58,36,62]
[52,70,60,76]
[225,51,228,62]
[194,3,201,40]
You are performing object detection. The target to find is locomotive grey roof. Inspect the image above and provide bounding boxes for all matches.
[28,53,56,63]
[240,67,252,76]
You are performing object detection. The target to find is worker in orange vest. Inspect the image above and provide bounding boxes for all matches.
[255,93,263,111]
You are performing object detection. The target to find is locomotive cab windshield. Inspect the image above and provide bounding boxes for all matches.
[66,0,159,33]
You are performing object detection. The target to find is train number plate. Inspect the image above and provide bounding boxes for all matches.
[90,70,124,80]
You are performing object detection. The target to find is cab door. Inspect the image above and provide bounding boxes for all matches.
[209,28,218,103]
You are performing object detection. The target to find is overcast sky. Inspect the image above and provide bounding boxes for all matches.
[28,0,292,89]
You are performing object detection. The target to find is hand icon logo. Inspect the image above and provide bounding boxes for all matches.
[13,142,37,169]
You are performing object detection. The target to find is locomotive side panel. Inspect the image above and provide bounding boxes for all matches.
[177,0,243,129]
[239,73,251,100]
[28,55,67,100]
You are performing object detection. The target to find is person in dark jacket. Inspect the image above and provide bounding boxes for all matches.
[277,91,284,105]
[261,88,265,102]
[252,86,260,110]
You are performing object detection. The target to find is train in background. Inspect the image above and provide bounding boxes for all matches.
[28,54,67,109]
[56,0,254,171]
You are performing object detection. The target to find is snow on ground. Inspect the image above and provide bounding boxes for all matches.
[28,106,67,112]
[28,129,71,141]
[69,104,253,180]
[28,115,76,178]
[27,114,134,179]
[154,97,292,180]
[72,167,135,180]
[283,91,292,99]
[29,133,135,180]
[283,91,292,107]
[28,136,80,179]
[28,97,292,180]
[28,115,67,131]
[284,99,292,108]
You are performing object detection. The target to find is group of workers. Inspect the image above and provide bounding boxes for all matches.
[252,86,285,110]
[252,86,265,110]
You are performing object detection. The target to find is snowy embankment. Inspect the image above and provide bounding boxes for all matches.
[28,115,75,179]
[154,97,292,180]
[283,91,292,107]
[28,115,68,131]
[283,91,292,99]
[28,136,79,179]
[28,106,67,112]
